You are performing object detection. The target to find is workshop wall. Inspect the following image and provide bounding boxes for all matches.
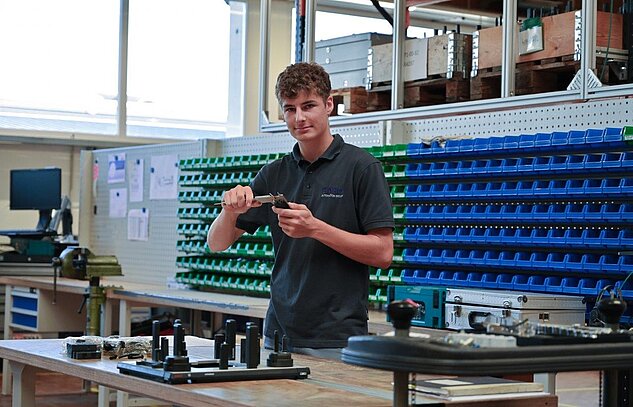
[0,144,81,233]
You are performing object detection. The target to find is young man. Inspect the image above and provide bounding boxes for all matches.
[207,62,394,353]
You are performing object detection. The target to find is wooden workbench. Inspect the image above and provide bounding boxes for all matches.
[0,336,556,407]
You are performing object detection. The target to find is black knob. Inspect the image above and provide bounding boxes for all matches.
[387,301,415,331]
[597,296,627,325]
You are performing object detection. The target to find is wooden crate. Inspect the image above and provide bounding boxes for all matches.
[330,87,370,116]
[474,10,624,71]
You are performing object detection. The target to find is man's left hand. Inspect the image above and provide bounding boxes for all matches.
[272,202,320,238]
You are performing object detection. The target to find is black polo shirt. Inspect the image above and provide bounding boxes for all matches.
[236,134,394,348]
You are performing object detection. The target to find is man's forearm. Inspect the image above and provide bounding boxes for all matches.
[311,222,393,269]
[207,210,244,252]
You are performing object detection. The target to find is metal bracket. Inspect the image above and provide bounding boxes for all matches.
[567,68,603,91]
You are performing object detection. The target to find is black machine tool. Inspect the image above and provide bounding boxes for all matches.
[343,300,633,407]
[118,319,310,384]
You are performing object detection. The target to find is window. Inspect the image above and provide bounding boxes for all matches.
[0,0,236,139]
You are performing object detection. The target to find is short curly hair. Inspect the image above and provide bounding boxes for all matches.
[275,62,331,105]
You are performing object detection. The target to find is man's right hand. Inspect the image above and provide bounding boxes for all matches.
[220,185,262,214]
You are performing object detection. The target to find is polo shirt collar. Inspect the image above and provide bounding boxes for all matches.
[291,133,344,163]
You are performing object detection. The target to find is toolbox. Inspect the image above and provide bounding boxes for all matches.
[387,285,446,328]
[444,288,587,331]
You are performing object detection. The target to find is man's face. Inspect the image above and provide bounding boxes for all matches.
[281,90,333,142]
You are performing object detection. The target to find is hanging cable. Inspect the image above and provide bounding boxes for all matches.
[370,0,393,26]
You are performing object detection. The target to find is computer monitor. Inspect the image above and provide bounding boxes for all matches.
[10,167,62,231]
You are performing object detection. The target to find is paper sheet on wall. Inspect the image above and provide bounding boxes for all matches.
[128,208,149,241]
[109,188,127,218]
[108,153,126,184]
[129,158,144,202]
[149,154,178,200]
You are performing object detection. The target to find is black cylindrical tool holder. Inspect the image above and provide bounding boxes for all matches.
[245,324,260,368]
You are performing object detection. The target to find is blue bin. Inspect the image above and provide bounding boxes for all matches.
[584,179,602,194]
[471,160,488,173]
[581,254,602,272]
[535,133,552,147]
[619,255,633,273]
[620,229,633,247]
[458,160,474,174]
[445,139,461,152]
[533,156,551,171]
[425,270,444,285]
[566,154,585,169]
[551,131,569,146]
[481,273,499,289]
[601,178,622,194]
[466,272,484,287]
[469,250,486,265]
[444,183,460,197]
[403,248,419,263]
[603,152,623,168]
[564,253,584,271]
[550,180,567,194]
[550,155,567,170]
[401,268,418,284]
[599,254,621,273]
[561,277,581,294]
[431,140,445,154]
[621,178,633,193]
[527,275,547,291]
[503,135,521,149]
[544,276,563,293]
[565,229,584,245]
[531,252,549,268]
[487,159,504,172]
[403,226,420,242]
[547,252,567,269]
[600,229,620,247]
[603,127,623,142]
[518,157,535,171]
[437,271,456,284]
[489,136,505,150]
[585,128,604,143]
[515,228,533,243]
[515,252,532,267]
[601,203,621,220]
[405,163,420,178]
[499,251,517,266]
[430,161,447,175]
[497,274,514,290]
[568,130,586,145]
[531,228,549,243]
[443,205,460,219]
[443,228,459,241]
[513,274,530,290]
[584,153,604,168]
[565,203,585,220]
[459,139,475,152]
[473,138,490,151]
[519,134,536,148]
[620,204,633,220]
[548,228,566,244]
[445,161,459,174]
[469,228,487,242]
[532,204,550,219]
[566,179,585,194]
[533,180,550,196]
[486,182,503,196]
[406,143,421,156]
[501,157,519,173]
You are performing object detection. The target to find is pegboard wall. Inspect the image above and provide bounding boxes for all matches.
[219,123,384,156]
[403,98,633,143]
[88,141,206,286]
